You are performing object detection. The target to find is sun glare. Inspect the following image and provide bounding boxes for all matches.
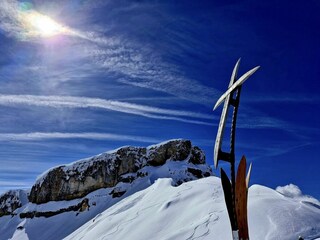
[25,12,67,37]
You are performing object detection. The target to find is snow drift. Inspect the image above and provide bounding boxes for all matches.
[65,177,320,240]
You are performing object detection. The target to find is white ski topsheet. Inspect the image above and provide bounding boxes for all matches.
[213,59,240,168]
[213,65,260,111]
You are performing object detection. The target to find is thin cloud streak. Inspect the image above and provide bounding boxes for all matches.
[249,143,312,161]
[89,44,219,105]
[0,94,214,125]
[0,181,31,187]
[0,0,218,105]
[0,132,160,143]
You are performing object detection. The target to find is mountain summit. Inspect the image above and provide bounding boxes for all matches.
[0,139,212,240]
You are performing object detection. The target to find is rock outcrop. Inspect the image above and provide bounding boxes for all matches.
[0,190,28,217]
[29,139,212,204]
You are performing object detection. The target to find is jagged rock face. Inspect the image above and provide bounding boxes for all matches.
[29,139,210,204]
[147,140,191,166]
[0,190,27,217]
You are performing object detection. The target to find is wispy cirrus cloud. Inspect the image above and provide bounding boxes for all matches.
[0,132,160,143]
[244,142,313,162]
[0,181,32,193]
[0,0,219,105]
[0,94,302,131]
[87,44,219,105]
[0,94,215,125]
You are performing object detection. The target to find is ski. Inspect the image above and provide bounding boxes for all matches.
[213,65,260,111]
[213,59,259,240]
[235,156,249,240]
[214,58,240,168]
[246,162,252,189]
[221,168,237,233]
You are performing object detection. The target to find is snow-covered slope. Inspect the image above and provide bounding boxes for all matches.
[65,177,320,240]
[1,161,210,240]
[2,139,319,240]
[0,139,212,240]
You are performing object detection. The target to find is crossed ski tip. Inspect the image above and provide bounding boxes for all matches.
[213,59,260,111]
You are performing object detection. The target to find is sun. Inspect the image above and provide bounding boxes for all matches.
[25,12,67,37]
[31,15,61,37]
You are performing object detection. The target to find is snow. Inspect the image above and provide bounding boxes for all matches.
[1,177,319,240]
[65,177,320,240]
[9,219,29,240]
[9,228,29,240]
[0,155,210,240]
[146,138,183,149]
[34,139,188,187]
[0,190,28,214]
[1,139,319,240]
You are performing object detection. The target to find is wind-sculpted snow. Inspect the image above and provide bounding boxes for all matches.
[2,139,319,240]
[0,139,212,240]
[66,177,320,240]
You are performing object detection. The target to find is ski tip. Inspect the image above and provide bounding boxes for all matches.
[240,155,247,166]
[246,162,252,188]
[213,105,217,111]
[237,155,247,179]
[213,101,220,111]
[248,66,260,77]
[234,58,241,71]
[213,65,260,111]
[252,65,260,72]
[230,58,241,86]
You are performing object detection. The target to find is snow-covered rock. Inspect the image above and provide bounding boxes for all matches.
[2,139,319,240]
[65,177,320,240]
[29,139,211,204]
[0,139,212,240]
[0,190,28,217]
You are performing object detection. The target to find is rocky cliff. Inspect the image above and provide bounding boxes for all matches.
[29,139,212,204]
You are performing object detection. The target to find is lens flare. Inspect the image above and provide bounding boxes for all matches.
[25,12,67,37]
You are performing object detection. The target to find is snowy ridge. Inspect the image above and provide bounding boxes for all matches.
[35,139,189,186]
[65,177,320,240]
[0,142,212,240]
[28,139,210,204]
[2,138,319,240]
[146,138,184,149]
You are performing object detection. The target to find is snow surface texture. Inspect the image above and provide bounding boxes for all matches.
[3,177,320,240]
[65,177,320,240]
[0,161,210,240]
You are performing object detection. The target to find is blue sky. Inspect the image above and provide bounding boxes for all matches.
[0,0,319,198]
